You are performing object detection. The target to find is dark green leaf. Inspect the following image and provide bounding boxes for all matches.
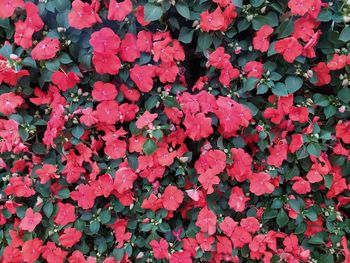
[276,209,289,228]
[144,3,163,21]
[143,139,157,155]
[176,3,190,19]
[285,76,303,94]
[179,27,194,44]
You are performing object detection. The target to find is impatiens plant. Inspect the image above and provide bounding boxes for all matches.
[0,0,350,262]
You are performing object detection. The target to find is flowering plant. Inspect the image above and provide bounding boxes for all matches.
[0,0,350,262]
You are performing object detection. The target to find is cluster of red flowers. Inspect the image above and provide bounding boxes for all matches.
[0,0,350,262]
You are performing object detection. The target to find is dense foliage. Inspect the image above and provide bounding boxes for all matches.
[0,0,350,262]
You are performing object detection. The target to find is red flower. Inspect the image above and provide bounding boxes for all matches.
[292,177,311,194]
[136,111,158,129]
[327,54,347,71]
[22,238,42,263]
[292,17,317,42]
[2,246,22,263]
[336,121,350,144]
[92,52,121,75]
[183,113,213,141]
[195,149,227,178]
[70,184,96,209]
[196,206,217,235]
[91,173,114,197]
[231,226,252,248]
[35,164,58,184]
[94,100,120,124]
[169,251,192,263]
[14,21,34,49]
[4,176,35,197]
[31,37,60,61]
[227,148,252,182]
[264,107,284,124]
[108,0,132,21]
[196,232,215,251]
[157,62,179,83]
[244,61,264,78]
[130,64,157,92]
[141,193,163,212]
[119,33,140,62]
[52,71,80,91]
[200,7,225,32]
[162,185,184,211]
[137,30,153,52]
[312,62,331,86]
[136,6,150,26]
[219,216,238,237]
[90,28,121,54]
[248,172,275,196]
[59,228,82,248]
[289,134,303,153]
[289,106,309,123]
[267,142,288,167]
[114,167,138,194]
[149,238,169,259]
[207,47,230,69]
[68,0,101,29]
[228,186,249,212]
[288,0,312,16]
[0,0,24,19]
[241,217,260,233]
[219,64,239,86]
[54,202,76,226]
[253,25,274,52]
[19,208,42,232]
[41,241,68,263]
[24,2,44,31]
[198,172,220,194]
[278,94,294,115]
[275,37,303,63]
[92,81,118,101]
[0,92,24,115]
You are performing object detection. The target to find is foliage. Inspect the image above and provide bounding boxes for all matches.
[0,0,350,262]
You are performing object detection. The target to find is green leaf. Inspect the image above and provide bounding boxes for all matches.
[90,220,100,234]
[319,253,334,263]
[307,142,321,157]
[240,77,259,93]
[285,76,303,94]
[22,57,37,69]
[278,19,294,38]
[144,3,162,21]
[99,209,111,224]
[72,126,84,139]
[58,188,70,199]
[32,142,46,155]
[308,232,325,244]
[143,139,158,155]
[257,84,268,94]
[272,82,288,96]
[339,26,350,42]
[158,222,171,233]
[163,96,181,108]
[276,209,289,228]
[323,105,336,119]
[252,12,278,30]
[179,27,194,44]
[176,3,190,19]
[324,174,333,189]
[338,88,350,104]
[44,202,54,218]
[317,9,332,22]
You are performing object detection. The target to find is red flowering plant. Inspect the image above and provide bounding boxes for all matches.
[0,0,350,262]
